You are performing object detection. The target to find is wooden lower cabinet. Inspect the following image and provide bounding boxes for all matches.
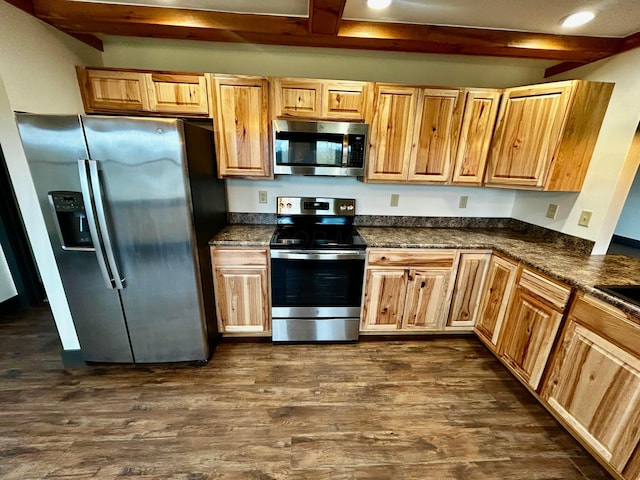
[496,268,570,390]
[361,249,456,332]
[210,248,270,334]
[542,293,640,477]
[447,251,491,329]
[474,254,518,348]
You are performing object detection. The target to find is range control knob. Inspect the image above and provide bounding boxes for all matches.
[347,204,354,210]
[340,205,347,211]
[286,203,292,208]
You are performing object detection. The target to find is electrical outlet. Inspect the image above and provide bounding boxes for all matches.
[258,191,267,204]
[390,194,399,207]
[546,203,558,219]
[459,196,468,208]
[578,210,592,227]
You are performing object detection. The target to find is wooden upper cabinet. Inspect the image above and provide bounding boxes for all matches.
[271,78,371,120]
[474,254,518,350]
[447,251,491,329]
[210,248,270,334]
[77,67,210,116]
[366,84,418,182]
[77,68,150,112]
[407,88,464,183]
[497,268,571,390]
[451,89,501,185]
[146,73,209,115]
[210,75,271,178]
[542,293,640,475]
[485,80,614,191]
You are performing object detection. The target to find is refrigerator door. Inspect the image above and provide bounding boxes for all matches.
[81,116,209,362]
[15,114,134,362]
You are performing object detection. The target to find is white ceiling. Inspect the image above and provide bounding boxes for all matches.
[77,0,640,38]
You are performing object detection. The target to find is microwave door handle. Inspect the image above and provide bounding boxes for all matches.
[342,134,350,168]
[87,160,125,290]
[78,159,115,289]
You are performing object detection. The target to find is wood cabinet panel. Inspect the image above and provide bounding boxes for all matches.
[361,269,407,331]
[542,294,640,473]
[211,247,270,334]
[518,268,571,311]
[78,68,150,112]
[623,443,640,480]
[367,249,456,268]
[366,85,418,181]
[146,73,209,114]
[323,81,371,120]
[474,254,518,348]
[447,252,491,328]
[497,287,563,389]
[407,88,463,183]
[272,78,322,118]
[451,89,501,185]
[401,268,453,330]
[211,75,271,178]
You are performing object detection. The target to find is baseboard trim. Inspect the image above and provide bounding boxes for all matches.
[612,234,640,249]
[0,296,20,315]
[60,349,86,368]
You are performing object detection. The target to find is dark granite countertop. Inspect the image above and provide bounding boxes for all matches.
[209,224,640,318]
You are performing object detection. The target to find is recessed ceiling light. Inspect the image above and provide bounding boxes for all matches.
[561,11,596,28]
[367,0,392,9]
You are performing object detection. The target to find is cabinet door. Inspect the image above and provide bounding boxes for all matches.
[484,83,573,188]
[366,85,418,181]
[146,73,209,114]
[451,89,501,185]
[272,78,322,118]
[214,267,269,332]
[407,88,463,183]
[401,268,453,330]
[323,81,371,120]
[542,294,640,474]
[211,75,271,177]
[474,255,518,349]
[361,269,407,331]
[79,68,150,112]
[497,287,563,389]
[447,252,491,329]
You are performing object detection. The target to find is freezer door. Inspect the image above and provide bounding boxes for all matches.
[81,116,209,362]
[15,114,134,363]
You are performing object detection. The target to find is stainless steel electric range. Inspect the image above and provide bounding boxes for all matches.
[269,197,367,342]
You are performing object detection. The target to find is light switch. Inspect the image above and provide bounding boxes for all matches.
[546,204,558,219]
[578,210,592,227]
[258,191,267,204]
[459,196,468,208]
[390,194,399,207]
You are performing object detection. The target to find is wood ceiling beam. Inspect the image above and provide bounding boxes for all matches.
[27,0,631,63]
[309,0,347,35]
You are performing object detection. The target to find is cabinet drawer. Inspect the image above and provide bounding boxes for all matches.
[211,248,268,267]
[519,268,570,311]
[367,249,456,268]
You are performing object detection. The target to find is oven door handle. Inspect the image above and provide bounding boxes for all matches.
[270,250,366,261]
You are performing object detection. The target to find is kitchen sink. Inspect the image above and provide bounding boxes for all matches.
[594,285,640,308]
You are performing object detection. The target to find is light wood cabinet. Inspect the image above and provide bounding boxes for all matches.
[474,254,518,349]
[451,89,501,185]
[271,78,371,120]
[447,251,491,330]
[361,249,456,332]
[485,80,613,191]
[76,67,209,116]
[542,293,640,476]
[210,75,271,178]
[210,248,270,334]
[497,268,571,390]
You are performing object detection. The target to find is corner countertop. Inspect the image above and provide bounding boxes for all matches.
[209,224,640,318]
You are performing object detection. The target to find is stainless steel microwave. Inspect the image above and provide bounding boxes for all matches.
[273,120,368,177]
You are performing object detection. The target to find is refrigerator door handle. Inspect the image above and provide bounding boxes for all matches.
[78,159,116,289]
[87,159,125,290]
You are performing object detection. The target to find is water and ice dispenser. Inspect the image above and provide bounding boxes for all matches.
[48,191,94,250]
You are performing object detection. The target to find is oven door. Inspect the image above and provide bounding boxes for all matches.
[270,249,366,341]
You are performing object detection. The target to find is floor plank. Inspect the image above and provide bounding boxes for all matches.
[0,306,613,479]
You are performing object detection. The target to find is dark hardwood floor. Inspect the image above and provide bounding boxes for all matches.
[0,306,612,479]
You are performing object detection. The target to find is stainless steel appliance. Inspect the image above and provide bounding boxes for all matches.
[273,120,368,176]
[16,114,227,363]
[270,197,366,342]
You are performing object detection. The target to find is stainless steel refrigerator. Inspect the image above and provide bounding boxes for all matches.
[16,114,227,363]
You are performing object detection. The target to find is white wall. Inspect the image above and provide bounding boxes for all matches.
[0,244,17,303]
[0,2,102,348]
[511,48,640,253]
[102,36,546,217]
[614,164,640,241]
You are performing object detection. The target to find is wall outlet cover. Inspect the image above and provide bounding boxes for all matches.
[578,210,593,227]
[390,194,399,207]
[546,203,558,219]
[459,196,468,208]
[258,191,267,204]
